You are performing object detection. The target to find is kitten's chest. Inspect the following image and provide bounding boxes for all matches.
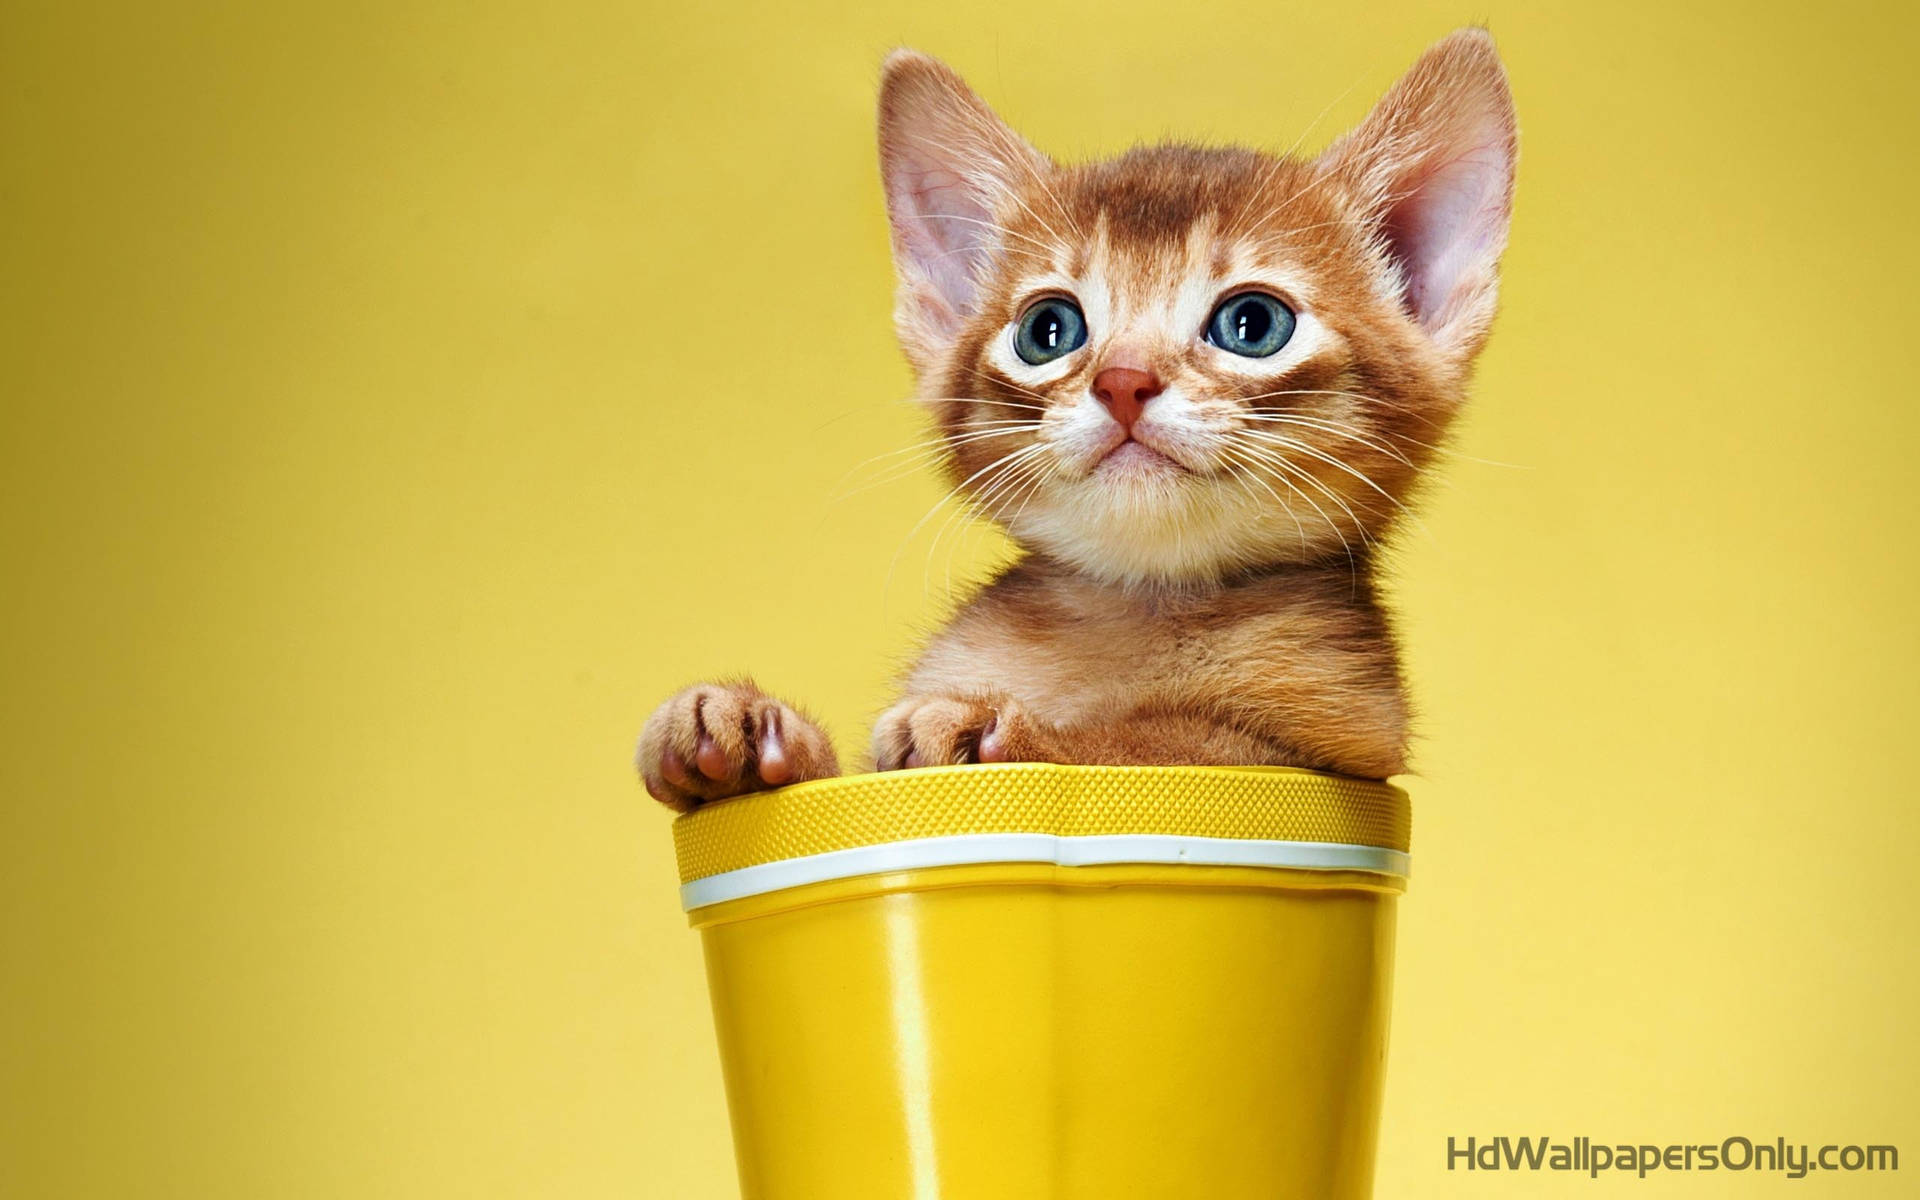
[914,588,1290,723]
[1014,613,1196,720]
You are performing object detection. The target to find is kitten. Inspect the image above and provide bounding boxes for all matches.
[637,29,1516,811]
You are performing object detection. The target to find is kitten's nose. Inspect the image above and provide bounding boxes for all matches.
[1092,366,1163,432]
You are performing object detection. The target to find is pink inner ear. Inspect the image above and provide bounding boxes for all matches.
[890,155,996,323]
[1381,138,1512,333]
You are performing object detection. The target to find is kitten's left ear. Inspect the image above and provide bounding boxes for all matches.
[878,50,1051,371]
[1319,28,1518,360]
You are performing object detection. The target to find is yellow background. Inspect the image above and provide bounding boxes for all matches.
[4,1,1917,1196]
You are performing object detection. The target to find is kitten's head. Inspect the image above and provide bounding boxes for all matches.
[877,29,1516,585]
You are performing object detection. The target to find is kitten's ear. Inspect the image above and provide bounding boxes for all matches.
[1318,28,1517,359]
[878,50,1050,369]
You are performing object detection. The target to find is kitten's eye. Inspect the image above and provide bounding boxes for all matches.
[1206,293,1295,358]
[1013,298,1088,365]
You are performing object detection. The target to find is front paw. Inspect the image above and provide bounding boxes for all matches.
[635,680,838,812]
[872,692,1048,770]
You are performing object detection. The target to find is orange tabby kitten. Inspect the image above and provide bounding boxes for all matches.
[637,29,1516,811]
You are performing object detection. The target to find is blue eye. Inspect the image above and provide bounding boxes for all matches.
[1206,293,1295,357]
[1014,298,1088,365]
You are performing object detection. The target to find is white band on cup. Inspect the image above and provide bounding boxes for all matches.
[679,832,1411,910]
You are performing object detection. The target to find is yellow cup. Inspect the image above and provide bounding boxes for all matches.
[672,763,1411,1199]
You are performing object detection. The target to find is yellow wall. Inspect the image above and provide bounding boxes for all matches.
[4,1,1916,1195]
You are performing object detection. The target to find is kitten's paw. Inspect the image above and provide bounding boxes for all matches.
[872,692,1049,770]
[636,681,838,812]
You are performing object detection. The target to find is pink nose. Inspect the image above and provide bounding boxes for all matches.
[1092,366,1163,432]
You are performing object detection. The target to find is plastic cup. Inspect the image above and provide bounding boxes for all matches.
[671,763,1411,1199]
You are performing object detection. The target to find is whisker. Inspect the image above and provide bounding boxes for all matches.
[990,146,1087,244]
[1238,432,1441,552]
[1232,440,1364,538]
[1219,444,1308,553]
[1227,86,1354,242]
[997,186,1075,255]
[936,451,1052,601]
[1228,87,1366,244]
[921,125,1085,247]
[835,422,1038,477]
[1245,215,1374,245]
[905,389,1053,417]
[1235,387,1444,429]
[1237,434,1423,547]
[988,448,1059,538]
[1237,389,1525,468]
[913,211,1057,257]
[833,426,1042,501]
[1235,412,1414,467]
[1236,429,1415,518]
[1229,441,1364,586]
[924,445,1051,601]
[988,379,1059,407]
[904,394,1048,409]
[886,441,1051,608]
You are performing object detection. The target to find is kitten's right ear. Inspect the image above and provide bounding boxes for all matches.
[878,50,1050,371]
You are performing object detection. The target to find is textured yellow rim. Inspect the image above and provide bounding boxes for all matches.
[673,763,1410,907]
